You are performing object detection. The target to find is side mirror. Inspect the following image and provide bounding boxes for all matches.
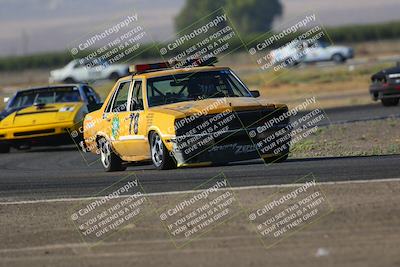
[34,102,46,109]
[3,97,9,103]
[250,90,260,98]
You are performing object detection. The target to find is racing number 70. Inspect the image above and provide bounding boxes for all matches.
[129,113,140,135]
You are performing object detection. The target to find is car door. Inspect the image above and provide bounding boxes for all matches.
[113,79,149,157]
[69,61,90,81]
[88,61,106,80]
[305,41,329,62]
[101,80,132,156]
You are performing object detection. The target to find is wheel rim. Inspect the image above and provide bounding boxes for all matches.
[151,134,163,167]
[100,140,111,168]
[333,55,342,62]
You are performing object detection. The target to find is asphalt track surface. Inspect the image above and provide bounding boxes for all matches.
[0,103,399,201]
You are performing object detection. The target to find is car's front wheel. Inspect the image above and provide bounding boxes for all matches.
[149,132,176,170]
[0,143,10,153]
[109,72,120,81]
[263,153,289,164]
[98,137,126,172]
[381,98,399,107]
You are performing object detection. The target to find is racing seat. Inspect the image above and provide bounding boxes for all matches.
[188,79,204,99]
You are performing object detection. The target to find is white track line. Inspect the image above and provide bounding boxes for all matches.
[1,177,399,206]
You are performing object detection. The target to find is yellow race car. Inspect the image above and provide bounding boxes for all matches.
[82,59,291,171]
[0,84,102,153]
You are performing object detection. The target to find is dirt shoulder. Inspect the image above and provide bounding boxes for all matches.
[0,179,399,267]
[291,118,400,158]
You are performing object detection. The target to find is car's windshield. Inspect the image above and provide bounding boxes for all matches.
[146,70,252,107]
[8,87,82,109]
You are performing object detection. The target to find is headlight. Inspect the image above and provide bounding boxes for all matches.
[59,107,75,112]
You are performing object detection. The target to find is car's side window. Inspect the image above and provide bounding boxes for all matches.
[131,80,143,111]
[104,89,117,113]
[105,81,131,113]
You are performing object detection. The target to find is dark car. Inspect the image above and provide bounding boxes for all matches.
[369,63,400,106]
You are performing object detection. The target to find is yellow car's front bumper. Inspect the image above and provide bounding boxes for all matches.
[0,121,80,146]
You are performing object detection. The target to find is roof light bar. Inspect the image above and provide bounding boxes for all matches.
[129,57,218,74]
[129,62,171,74]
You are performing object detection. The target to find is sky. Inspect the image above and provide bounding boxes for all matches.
[0,0,399,56]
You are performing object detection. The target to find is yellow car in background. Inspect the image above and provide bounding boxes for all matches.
[0,84,101,153]
[83,59,291,171]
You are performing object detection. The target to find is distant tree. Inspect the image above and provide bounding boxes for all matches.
[225,0,283,33]
[175,0,283,34]
[174,0,226,33]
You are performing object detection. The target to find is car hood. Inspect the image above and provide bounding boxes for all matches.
[50,68,64,76]
[150,97,283,118]
[0,102,84,129]
[107,64,129,70]
[0,106,26,121]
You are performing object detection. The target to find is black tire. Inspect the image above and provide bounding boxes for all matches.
[109,72,120,81]
[0,143,10,153]
[332,54,345,64]
[149,132,176,170]
[17,145,31,150]
[381,98,399,107]
[98,137,126,172]
[212,162,230,167]
[64,77,76,83]
[263,153,289,164]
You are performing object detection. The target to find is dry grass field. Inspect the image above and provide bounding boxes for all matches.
[0,39,399,111]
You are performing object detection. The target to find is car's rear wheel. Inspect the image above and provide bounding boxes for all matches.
[381,98,399,107]
[98,137,126,172]
[64,77,76,83]
[150,132,176,170]
[0,143,10,153]
[332,53,345,64]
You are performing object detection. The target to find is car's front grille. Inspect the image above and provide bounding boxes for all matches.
[14,129,55,137]
[234,108,289,128]
[175,107,289,137]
